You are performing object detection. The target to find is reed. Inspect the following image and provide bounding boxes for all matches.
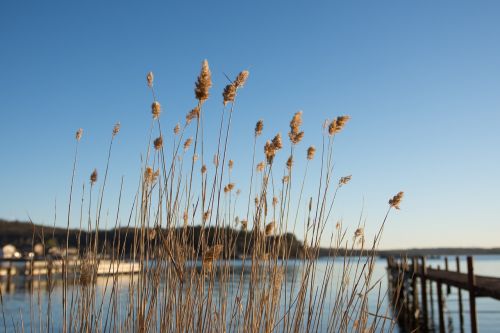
[1,60,405,333]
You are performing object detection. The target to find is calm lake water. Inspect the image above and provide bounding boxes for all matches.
[0,256,499,332]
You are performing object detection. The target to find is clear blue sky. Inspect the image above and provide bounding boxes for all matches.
[1,1,499,249]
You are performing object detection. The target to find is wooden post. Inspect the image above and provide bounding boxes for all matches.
[429,278,435,324]
[436,266,445,333]
[456,256,464,332]
[467,256,478,333]
[411,257,419,329]
[420,256,428,330]
[444,257,451,294]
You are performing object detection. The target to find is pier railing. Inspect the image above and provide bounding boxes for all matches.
[386,256,500,333]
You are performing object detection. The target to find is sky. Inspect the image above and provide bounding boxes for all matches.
[0,1,499,249]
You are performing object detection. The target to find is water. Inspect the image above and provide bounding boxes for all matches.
[0,256,499,332]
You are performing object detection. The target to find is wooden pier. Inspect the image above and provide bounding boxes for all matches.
[386,256,500,333]
[0,258,140,284]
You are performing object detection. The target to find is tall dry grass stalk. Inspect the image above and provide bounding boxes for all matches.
[10,60,405,333]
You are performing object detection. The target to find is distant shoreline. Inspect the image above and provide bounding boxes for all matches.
[1,219,499,258]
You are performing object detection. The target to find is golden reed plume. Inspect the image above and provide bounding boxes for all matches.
[90,169,98,185]
[265,221,275,236]
[183,137,193,151]
[76,128,83,141]
[289,111,304,144]
[328,115,350,135]
[223,70,249,105]
[112,122,120,137]
[146,71,154,88]
[234,70,249,89]
[389,191,404,209]
[339,175,352,187]
[286,156,293,170]
[186,106,200,124]
[152,101,161,119]
[255,120,264,137]
[195,60,212,102]
[224,183,235,193]
[144,167,160,184]
[154,136,163,150]
[223,83,236,106]
[307,146,316,160]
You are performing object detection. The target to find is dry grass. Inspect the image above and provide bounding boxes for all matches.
[0,60,404,333]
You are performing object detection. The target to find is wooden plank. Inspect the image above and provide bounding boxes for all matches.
[400,265,500,301]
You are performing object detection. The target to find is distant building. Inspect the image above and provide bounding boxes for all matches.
[1,244,21,259]
[33,243,44,256]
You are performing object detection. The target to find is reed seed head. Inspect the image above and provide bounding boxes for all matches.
[228,159,234,170]
[146,71,154,88]
[354,228,364,238]
[183,211,188,226]
[339,175,352,187]
[286,155,293,170]
[224,183,235,193]
[203,244,223,263]
[389,191,404,210]
[307,146,316,160]
[288,111,304,144]
[201,164,207,174]
[265,221,275,236]
[223,83,236,106]
[152,101,161,119]
[186,106,200,124]
[174,123,180,135]
[90,169,98,185]
[272,133,283,150]
[183,137,193,151]
[264,141,275,164]
[255,120,264,137]
[213,154,219,166]
[264,133,283,164]
[195,59,212,102]
[234,70,249,89]
[240,220,248,230]
[154,136,163,150]
[282,175,289,184]
[272,196,278,207]
[144,166,160,184]
[203,210,211,221]
[256,161,265,172]
[112,122,120,137]
[328,115,350,135]
[76,128,83,141]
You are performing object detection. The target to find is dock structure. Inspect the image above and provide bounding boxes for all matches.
[0,258,140,287]
[386,256,500,333]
